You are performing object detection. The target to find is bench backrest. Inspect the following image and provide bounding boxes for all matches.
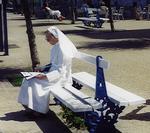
[75,51,109,69]
[74,51,109,100]
[73,52,146,106]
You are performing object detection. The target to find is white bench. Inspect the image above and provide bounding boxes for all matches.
[73,72,145,106]
[50,85,102,112]
[72,52,146,107]
[49,53,109,113]
[49,51,145,131]
[72,51,146,127]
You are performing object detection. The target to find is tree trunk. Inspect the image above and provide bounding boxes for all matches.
[21,0,40,70]
[104,0,115,32]
[108,3,115,32]
[3,0,8,55]
[70,0,76,24]
[0,0,8,55]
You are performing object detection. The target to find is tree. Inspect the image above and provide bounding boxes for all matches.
[21,0,40,70]
[104,0,115,32]
[0,0,8,55]
[70,0,77,24]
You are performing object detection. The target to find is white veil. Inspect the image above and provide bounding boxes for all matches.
[47,26,78,58]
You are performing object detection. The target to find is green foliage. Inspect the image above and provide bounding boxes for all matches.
[8,74,23,86]
[59,105,86,129]
[7,67,32,87]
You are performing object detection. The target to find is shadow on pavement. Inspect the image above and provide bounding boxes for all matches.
[0,110,122,133]
[96,123,122,133]
[0,67,31,83]
[63,28,150,40]
[8,17,36,21]
[75,25,94,30]
[76,39,150,50]
[32,22,70,27]
[0,68,22,78]
[8,18,25,21]
[0,110,72,133]
[8,44,20,49]
[119,102,150,121]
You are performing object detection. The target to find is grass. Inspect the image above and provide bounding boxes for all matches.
[7,74,23,86]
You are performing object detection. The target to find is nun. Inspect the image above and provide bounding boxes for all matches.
[18,26,78,114]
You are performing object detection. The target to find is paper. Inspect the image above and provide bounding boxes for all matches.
[21,72,42,80]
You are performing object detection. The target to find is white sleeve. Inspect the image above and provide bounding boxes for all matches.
[46,70,61,83]
[46,45,72,85]
[46,47,64,83]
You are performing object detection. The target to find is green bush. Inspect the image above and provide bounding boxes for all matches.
[8,74,23,86]
[59,105,86,129]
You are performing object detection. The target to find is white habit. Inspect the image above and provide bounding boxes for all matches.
[18,26,77,114]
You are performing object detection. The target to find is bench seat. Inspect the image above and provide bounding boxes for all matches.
[72,72,146,106]
[78,17,109,28]
[78,17,109,22]
[50,85,102,112]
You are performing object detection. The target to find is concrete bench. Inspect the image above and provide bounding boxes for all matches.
[20,71,102,113]
[78,17,109,28]
[72,52,145,106]
[70,51,146,129]
[73,72,145,106]
[50,85,102,112]
[49,52,108,113]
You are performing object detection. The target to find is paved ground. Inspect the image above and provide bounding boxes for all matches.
[0,13,150,133]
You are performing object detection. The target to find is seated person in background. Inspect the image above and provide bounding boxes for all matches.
[81,2,89,17]
[99,1,109,18]
[18,26,78,115]
[132,2,143,20]
[42,2,65,21]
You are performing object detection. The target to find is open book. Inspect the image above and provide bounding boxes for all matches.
[21,72,44,80]
[21,70,60,81]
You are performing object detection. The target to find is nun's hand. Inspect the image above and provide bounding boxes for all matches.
[34,67,42,72]
[34,64,42,72]
[35,74,47,80]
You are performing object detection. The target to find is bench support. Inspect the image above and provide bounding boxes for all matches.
[95,56,107,100]
[78,17,105,28]
[72,56,126,132]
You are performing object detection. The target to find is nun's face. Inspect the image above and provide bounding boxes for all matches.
[45,32,58,45]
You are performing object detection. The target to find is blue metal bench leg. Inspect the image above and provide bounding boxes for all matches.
[72,80,83,90]
[83,20,91,26]
[95,56,125,123]
[85,56,125,132]
[72,56,125,132]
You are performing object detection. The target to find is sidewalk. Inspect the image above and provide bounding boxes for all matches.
[0,13,150,133]
[0,80,72,133]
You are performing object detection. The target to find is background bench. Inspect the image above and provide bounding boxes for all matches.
[79,7,109,28]
[78,17,109,28]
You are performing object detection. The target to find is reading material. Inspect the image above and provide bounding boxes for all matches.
[21,72,43,80]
